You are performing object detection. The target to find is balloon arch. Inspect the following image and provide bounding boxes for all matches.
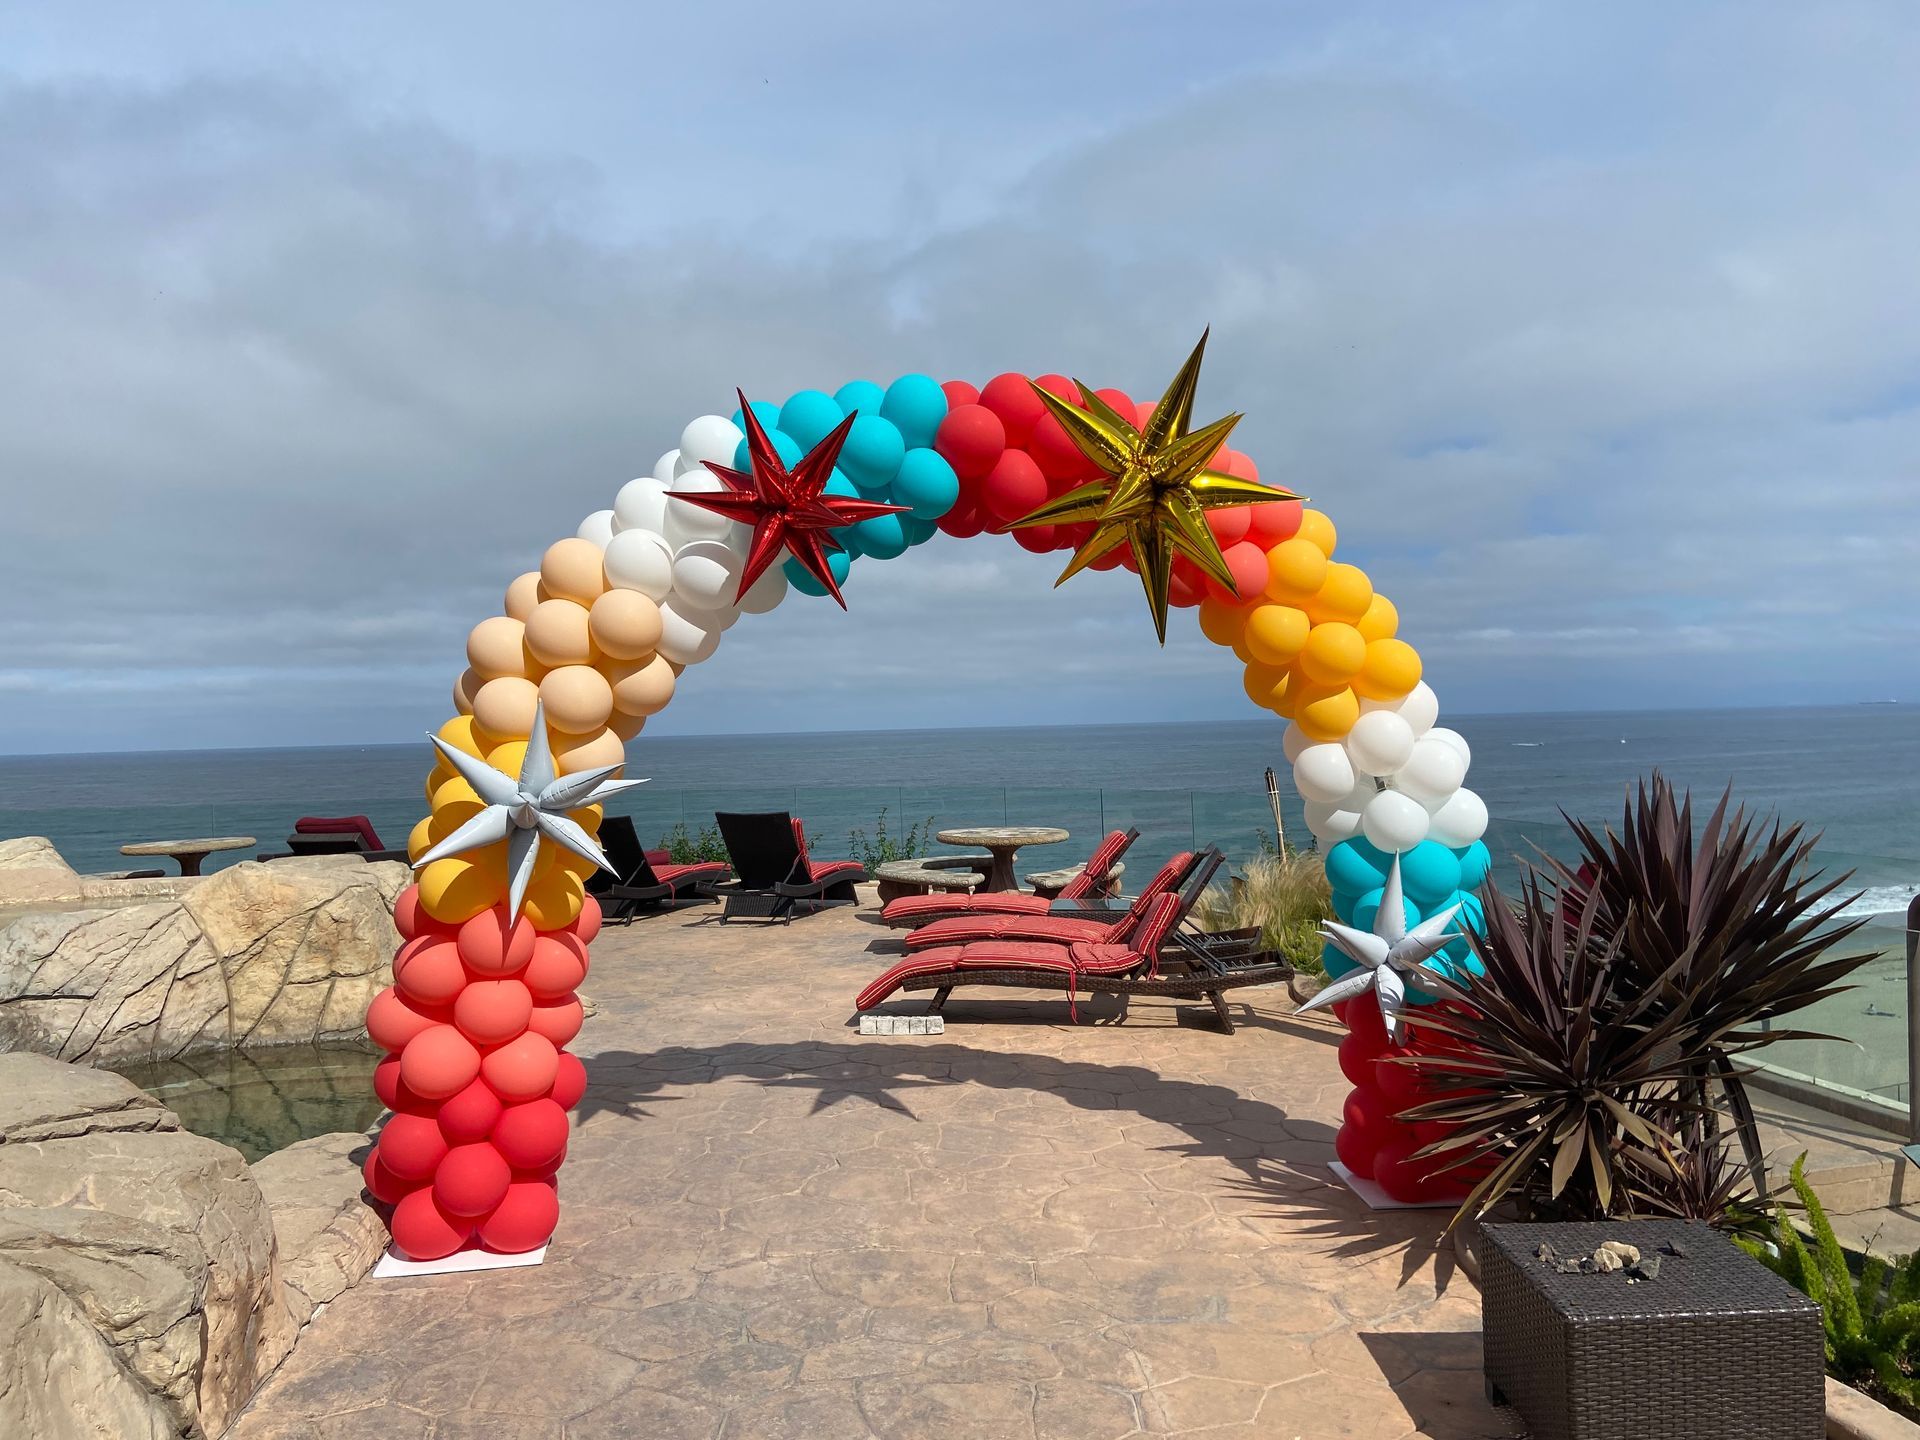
[362,342,1496,1261]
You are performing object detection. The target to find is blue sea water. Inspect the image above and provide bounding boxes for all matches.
[1,705,1914,915]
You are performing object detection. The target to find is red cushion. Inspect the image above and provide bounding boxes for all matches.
[853,935,1148,1011]
[902,915,1114,953]
[294,814,382,850]
[655,861,729,888]
[805,860,865,886]
[880,892,1049,927]
[1059,829,1132,900]
[645,849,672,867]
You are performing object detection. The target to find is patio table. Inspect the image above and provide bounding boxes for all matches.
[934,826,1067,893]
[120,835,256,876]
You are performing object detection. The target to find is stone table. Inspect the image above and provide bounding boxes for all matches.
[119,836,255,876]
[935,826,1068,893]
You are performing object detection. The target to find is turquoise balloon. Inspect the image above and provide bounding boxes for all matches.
[733,428,802,472]
[902,516,937,545]
[784,548,851,596]
[839,413,905,489]
[1324,840,1388,898]
[1456,840,1492,891]
[891,448,960,520]
[731,399,782,433]
[1442,890,1487,934]
[1399,841,1463,908]
[1320,941,1359,982]
[880,373,949,449]
[779,390,843,451]
[1328,887,1363,924]
[1354,885,1420,937]
[822,468,859,498]
[852,512,909,560]
[834,380,884,418]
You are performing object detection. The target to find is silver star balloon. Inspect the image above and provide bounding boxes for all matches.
[413,701,648,920]
[1296,855,1461,1044]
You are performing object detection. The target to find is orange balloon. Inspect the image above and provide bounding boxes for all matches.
[399,1024,482,1101]
[454,978,533,1046]
[540,538,607,605]
[1243,604,1310,666]
[1296,508,1338,556]
[1357,593,1400,642]
[1299,622,1367,685]
[1354,637,1423,701]
[1264,538,1329,603]
[1242,662,1290,711]
[482,1031,561,1102]
[435,714,488,760]
[486,740,529,777]
[526,995,585,1048]
[1196,596,1250,648]
[467,616,528,680]
[430,771,482,816]
[1293,684,1361,743]
[1310,563,1373,624]
[524,599,595,668]
[504,571,543,622]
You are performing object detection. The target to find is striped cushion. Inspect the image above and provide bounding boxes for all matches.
[879,891,1050,927]
[901,914,1116,953]
[1058,829,1133,900]
[655,861,729,888]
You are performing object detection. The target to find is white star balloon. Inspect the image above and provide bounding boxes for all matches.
[413,701,649,920]
[1296,855,1461,1044]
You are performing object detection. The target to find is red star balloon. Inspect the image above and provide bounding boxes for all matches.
[667,390,907,609]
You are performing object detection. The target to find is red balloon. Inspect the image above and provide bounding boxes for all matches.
[361,1148,413,1205]
[526,995,584,1048]
[399,1024,482,1101]
[482,1031,560,1102]
[940,378,979,408]
[1207,541,1270,605]
[1334,1115,1378,1177]
[1012,524,1057,554]
[373,1055,435,1116]
[366,986,441,1053]
[1089,545,1127,571]
[1338,1028,1385,1088]
[1026,410,1093,482]
[977,372,1045,445]
[550,1052,588,1110]
[477,1179,559,1254]
[455,978,533,1046]
[1373,1127,1464,1203]
[391,1187,472,1262]
[457,905,535,977]
[1374,1052,1425,1105]
[932,404,1007,482]
[434,1141,512,1217]
[437,1075,506,1144]
[523,934,588,1001]
[492,1098,569,1170]
[1343,1083,1394,1143]
[1033,372,1076,401]
[396,936,468,1007]
[1247,497,1304,547]
[1338,993,1391,1052]
[978,450,1047,526]
[936,502,985,539]
[569,894,602,946]
[377,1112,449,1182]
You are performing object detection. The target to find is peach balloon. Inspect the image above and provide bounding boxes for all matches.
[526,995,584,1048]
[367,986,441,1052]
[454,667,483,716]
[540,538,608,605]
[482,1032,561,1102]
[504,571,543,621]
[609,653,675,718]
[472,676,540,739]
[587,588,663,660]
[467,616,528,680]
[607,709,648,741]
[539,666,615,735]
[552,726,624,776]
[455,979,534,1046]
[524,599,595,668]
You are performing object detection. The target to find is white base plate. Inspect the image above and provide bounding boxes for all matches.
[371,1243,548,1278]
[1329,1160,1459,1211]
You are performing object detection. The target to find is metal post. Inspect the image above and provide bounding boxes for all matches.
[1906,893,1920,1141]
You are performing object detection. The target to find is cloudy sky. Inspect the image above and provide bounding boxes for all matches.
[1,1,1915,754]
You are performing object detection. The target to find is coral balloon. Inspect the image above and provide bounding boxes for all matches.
[523,934,589,1000]
[587,588,662,660]
[467,616,528,680]
[492,1098,569,1171]
[361,1149,411,1205]
[434,1142,513,1218]
[476,1180,559,1254]
[377,1111,449,1182]
[977,372,1046,444]
[1246,497,1303,547]
[399,1025,482,1101]
[572,895,602,946]
[540,538,606,605]
[1244,604,1310,666]
[482,1031,560,1102]
[1355,638,1423,701]
[1209,541,1270,604]
[538,666,614,735]
[394,886,432,941]
[367,987,441,1053]
[457,907,536,976]
[524,598,594,668]
[550,1051,589,1109]
[391,1187,472,1262]
[454,979,534,1046]
[395,937,468,1007]
[372,1055,434,1115]
[437,1076,506,1145]
[526,995,584,1048]
[1300,623,1367,685]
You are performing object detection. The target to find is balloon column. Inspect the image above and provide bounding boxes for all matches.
[367,343,1491,1259]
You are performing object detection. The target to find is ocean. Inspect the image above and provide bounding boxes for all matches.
[2,704,1914,918]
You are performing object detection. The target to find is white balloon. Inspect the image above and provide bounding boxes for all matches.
[1293,744,1356,805]
[576,509,615,547]
[662,472,735,548]
[602,528,674,601]
[1345,710,1416,777]
[1281,723,1311,764]
[655,601,723,665]
[673,450,704,478]
[614,477,669,536]
[1428,787,1489,847]
[1393,736,1469,806]
[670,539,745,610]
[679,414,744,471]
[736,562,789,615]
[1423,726,1473,768]
[1363,680,1438,736]
[1344,773,1382,810]
[651,449,681,484]
[1362,788,1431,853]
[1303,800,1364,844]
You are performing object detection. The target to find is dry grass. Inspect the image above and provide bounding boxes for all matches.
[1192,848,1333,975]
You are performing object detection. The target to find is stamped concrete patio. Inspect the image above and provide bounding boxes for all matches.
[228,891,1515,1440]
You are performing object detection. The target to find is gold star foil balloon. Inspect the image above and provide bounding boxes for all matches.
[1007,330,1301,642]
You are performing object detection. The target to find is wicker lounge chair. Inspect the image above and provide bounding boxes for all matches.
[268,815,409,862]
[588,815,730,920]
[878,827,1138,928]
[704,811,867,923]
[899,850,1201,953]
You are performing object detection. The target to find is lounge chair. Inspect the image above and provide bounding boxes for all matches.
[705,812,867,923]
[269,815,409,862]
[900,850,1202,952]
[879,827,1139,929]
[588,815,730,920]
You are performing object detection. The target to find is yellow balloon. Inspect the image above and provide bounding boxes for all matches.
[417,854,508,925]
[487,739,529,777]
[1357,593,1400,642]
[1354,637,1423,701]
[1309,563,1373,625]
[1293,684,1360,743]
[424,760,456,803]
[1196,596,1250,649]
[521,867,584,931]
[431,772,482,815]
[1242,662,1290,711]
[1299,622,1367,685]
[1297,508,1338,556]
[435,714,489,761]
[407,814,434,863]
[1264,538,1329,604]
[1243,604,1310,666]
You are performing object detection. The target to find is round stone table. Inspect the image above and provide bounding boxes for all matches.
[934,826,1068,893]
[120,835,256,876]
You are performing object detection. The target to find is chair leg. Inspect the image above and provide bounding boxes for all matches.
[929,986,952,1015]
[1208,990,1234,1034]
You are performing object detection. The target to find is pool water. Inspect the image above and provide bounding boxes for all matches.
[111,1043,385,1164]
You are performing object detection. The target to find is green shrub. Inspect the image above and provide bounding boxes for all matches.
[1191,849,1333,975]
[658,821,727,865]
[1741,1155,1920,1416]
[848,808,935,869]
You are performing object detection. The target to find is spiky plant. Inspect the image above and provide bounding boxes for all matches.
[1616,1100,1777,1242]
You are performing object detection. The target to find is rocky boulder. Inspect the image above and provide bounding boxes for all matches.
[0,836,75,873]
[0,1259,176,1440]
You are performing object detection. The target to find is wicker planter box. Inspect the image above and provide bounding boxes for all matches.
[1481,1219,1824,1440]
